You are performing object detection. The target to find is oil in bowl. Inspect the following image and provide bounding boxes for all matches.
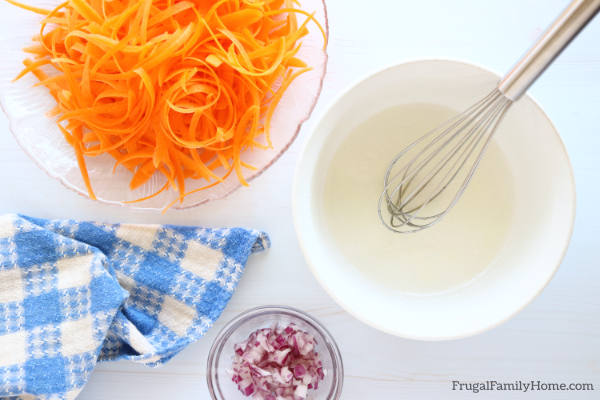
[321,103,516,295]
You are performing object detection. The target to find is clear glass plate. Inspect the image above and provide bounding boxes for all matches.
[0,0,328,210]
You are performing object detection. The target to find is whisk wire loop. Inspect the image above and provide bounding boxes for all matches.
[378,89,512,233]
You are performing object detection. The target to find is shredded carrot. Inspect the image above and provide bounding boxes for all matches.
[8,0,326,206]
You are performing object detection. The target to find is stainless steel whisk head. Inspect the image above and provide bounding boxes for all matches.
[378,90,511,233]
[378,0,600,233]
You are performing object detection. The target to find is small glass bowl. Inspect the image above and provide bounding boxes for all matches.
[207,306,343,400]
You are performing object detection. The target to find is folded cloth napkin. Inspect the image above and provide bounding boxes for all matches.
[0,214,269,399]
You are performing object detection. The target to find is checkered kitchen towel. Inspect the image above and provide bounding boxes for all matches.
[0,214,269,399]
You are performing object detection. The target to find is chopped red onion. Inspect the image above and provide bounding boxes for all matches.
[231,323,325,399]
[293,364,306,379]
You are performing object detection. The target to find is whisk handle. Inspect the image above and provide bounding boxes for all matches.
[498,0,600,101]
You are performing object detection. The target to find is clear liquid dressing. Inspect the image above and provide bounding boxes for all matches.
[322,104,516,294]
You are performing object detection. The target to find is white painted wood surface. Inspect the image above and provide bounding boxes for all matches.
[0,0,599,398]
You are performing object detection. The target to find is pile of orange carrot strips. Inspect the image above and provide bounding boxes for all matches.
[8,0,326,206]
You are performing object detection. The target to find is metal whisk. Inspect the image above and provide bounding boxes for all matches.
[379,0,600,233]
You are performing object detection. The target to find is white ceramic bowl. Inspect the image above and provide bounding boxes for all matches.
[292,59,575,340]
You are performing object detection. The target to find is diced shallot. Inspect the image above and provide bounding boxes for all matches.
[230,323,325,400]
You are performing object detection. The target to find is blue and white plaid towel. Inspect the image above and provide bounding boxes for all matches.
[0,214,269,399]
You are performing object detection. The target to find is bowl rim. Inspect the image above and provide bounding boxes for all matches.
[206,305,344,399]
[291,57,577,341]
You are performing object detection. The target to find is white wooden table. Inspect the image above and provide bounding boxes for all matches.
[1,0,599,398]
